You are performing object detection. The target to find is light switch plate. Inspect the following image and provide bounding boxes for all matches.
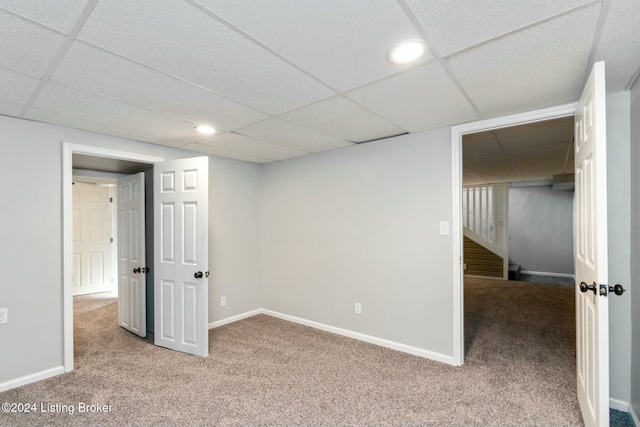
[0,308,7,325]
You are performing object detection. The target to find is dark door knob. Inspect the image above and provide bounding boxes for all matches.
[609,284,626,296]
[133,267,141,273]
[579,282,596,294]
[194,271,203,279]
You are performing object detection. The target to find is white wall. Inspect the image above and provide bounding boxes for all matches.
[606,91,632,406]
[260,128,454,357]
[508,185,574,275]
[630,81,640,420]
[0,115,261,386]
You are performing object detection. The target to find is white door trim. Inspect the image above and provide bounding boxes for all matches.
[62,142,163,372]
[450,103,577,366]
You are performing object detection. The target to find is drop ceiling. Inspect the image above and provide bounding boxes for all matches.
[1,0,639,166]
[463,116,574,185]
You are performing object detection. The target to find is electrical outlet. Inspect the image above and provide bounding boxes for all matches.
[354,302,362,315]
[220,297,226,307]
[0,308,7,325]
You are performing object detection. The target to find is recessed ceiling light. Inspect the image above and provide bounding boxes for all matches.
[195,125,216,135]
[388,39,427,64]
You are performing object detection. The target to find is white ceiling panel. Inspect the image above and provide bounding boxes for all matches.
[197,0,433,92]
[0,11,66,77]
[237,118,354,153]
[463,152,520,183]
[196,132,308,162]
[281,96,406,143]
[0,0,90,33]
[447,3,601,118]
[0,100,23,116]
[462,170,485,186]
[508,142,570,167]
[595,0,640,91]
[182,142,274,164]
[77,0,334,114]
[29,83,201,145]
[462,131,502,161]
[493,116,574,151]
[50,42,269,131]
[0,68,39,105]
[405,0,594,55]
[347,62,478,132]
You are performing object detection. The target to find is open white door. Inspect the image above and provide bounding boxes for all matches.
[575,61,609,427]
[117,172,146,337]
[154,157,209,357]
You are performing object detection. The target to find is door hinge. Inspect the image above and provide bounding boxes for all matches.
[110,237,114,243]
[109,197,113,203]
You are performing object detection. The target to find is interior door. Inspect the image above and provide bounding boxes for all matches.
[575,61,609,427]
[117,172,146,337]
[72,181,113,296]
[154,157,209,357]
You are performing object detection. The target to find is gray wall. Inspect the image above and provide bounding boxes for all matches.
[508,185,574,275]
[606,91,632,406]
[0,115,262,384]
[260,128,454,356]
[630,81,640,419]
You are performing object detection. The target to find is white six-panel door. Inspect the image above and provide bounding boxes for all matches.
[72,182,113,296]
[154,157,209,357]
[117,173,146,338]
[575,61,609,427]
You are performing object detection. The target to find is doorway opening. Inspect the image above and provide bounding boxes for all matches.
[62,143,163,372]
[459,115,577,396]
[450,103,577,366]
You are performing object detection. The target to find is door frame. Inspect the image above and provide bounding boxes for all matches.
[62,142,163,372]
[450,102,577,366]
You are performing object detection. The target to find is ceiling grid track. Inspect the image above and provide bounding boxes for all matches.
[18,0,100,118]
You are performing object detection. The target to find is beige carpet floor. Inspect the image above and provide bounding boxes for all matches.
[0,279,581,426]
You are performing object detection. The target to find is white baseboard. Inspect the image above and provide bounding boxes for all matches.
[520,270,575,279]
[0,366,65,393]
[208,308,456,366]
[208,309,262,329]
[261,309,456,366]
[630,403,639,427]
[610,397,629,411]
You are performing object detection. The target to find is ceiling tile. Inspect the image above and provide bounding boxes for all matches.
[0,68,39,105]
[508,142,569,167]
[462,131,502,161]
[196,132,308,161]
[0,11,66,77]
[50,42,269,131]
[197,0,433,92]
[236,118,354,153]
[281,96,406,143]
[0,100,22,116]
[28,83,201,145]
[0,0,89,33]
[77,0,334,114]
[493,116,574,151]
[446,3,601,118]
[347,62,478,132]
[595,0,640,91]
[182,142,274,164]
[405,0,594,55]
[463,152,520,183]
[462,170,485,186]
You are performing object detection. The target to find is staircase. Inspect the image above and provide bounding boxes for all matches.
[463,184,509,280]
